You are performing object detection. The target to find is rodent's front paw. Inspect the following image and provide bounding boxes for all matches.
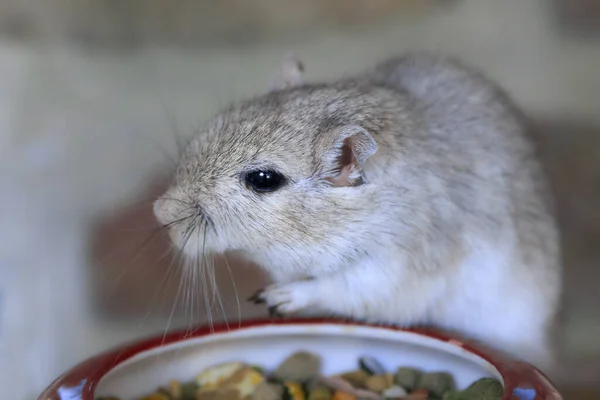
[248,282,313,317]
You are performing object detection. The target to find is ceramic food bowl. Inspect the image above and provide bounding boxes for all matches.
[38,319,561,400]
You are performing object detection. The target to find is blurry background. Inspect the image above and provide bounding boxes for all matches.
[0,0,599,399]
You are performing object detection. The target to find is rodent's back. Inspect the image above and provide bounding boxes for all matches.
[368,53,561,367]
[368,53,554,224]
[369,53,561,326]
[366,54,534,228]
[369,53,513,125]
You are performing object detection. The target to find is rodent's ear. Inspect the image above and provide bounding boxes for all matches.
[269,53,304,91]
[318,125,378,187]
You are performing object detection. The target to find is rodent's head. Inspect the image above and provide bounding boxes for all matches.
[154,57,388,274]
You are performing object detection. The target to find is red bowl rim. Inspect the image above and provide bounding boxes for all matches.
[37,318,561,400]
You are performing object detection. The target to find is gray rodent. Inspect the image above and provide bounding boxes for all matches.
[154,53,562,371]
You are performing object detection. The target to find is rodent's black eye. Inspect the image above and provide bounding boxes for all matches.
[244,170,286,193]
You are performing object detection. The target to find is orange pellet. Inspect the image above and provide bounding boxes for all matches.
[332,391,356,400]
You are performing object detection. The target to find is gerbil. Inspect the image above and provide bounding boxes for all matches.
[154,53,562,370]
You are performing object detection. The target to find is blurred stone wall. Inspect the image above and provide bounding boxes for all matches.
[0,0,432,48]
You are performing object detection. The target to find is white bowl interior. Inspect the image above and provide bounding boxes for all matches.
[95,324,503,399]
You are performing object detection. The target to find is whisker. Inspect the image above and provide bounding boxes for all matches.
[189,247,198,336]
[100,215,195,313]
[212,256,229,331]
[201,227,226,330]
[192,239,202,335]
[200,221,214,333]
[161,221,197,346]
[134,246,181,332]
[184,221,202,337]
[183,256,194,338]
[107,244,179,365]
[161,251,186,346]
[172,248,198,362]
[156,197,193,207]
[223,254,242,329]
[100,211,194,265]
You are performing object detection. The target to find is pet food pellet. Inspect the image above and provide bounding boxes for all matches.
[196,388,241,400]
[284,381,307,400]
[418,372,455,398]
[168,380,181,399]
[252,381,284,400]
[332,391,356,400]
[180,381,199,400]
[382,385,407,398]
[137,394,169,400]
[307,386,332,400]
[394,367,422,391]
[359,356,386,375]
[364,373,394,392]
[339,370,369,388]
[443,377,503,400]
[405,388,429,400]
[274,351,322,382]
[196,362,245,391]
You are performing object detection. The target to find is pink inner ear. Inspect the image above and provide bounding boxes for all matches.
[327,164,355,187]
[325,138,360,187]
[339,137,354,167]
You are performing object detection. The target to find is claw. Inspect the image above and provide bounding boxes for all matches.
[268,305,284,319]
[268,305,278,317]
[247,289,265,304]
